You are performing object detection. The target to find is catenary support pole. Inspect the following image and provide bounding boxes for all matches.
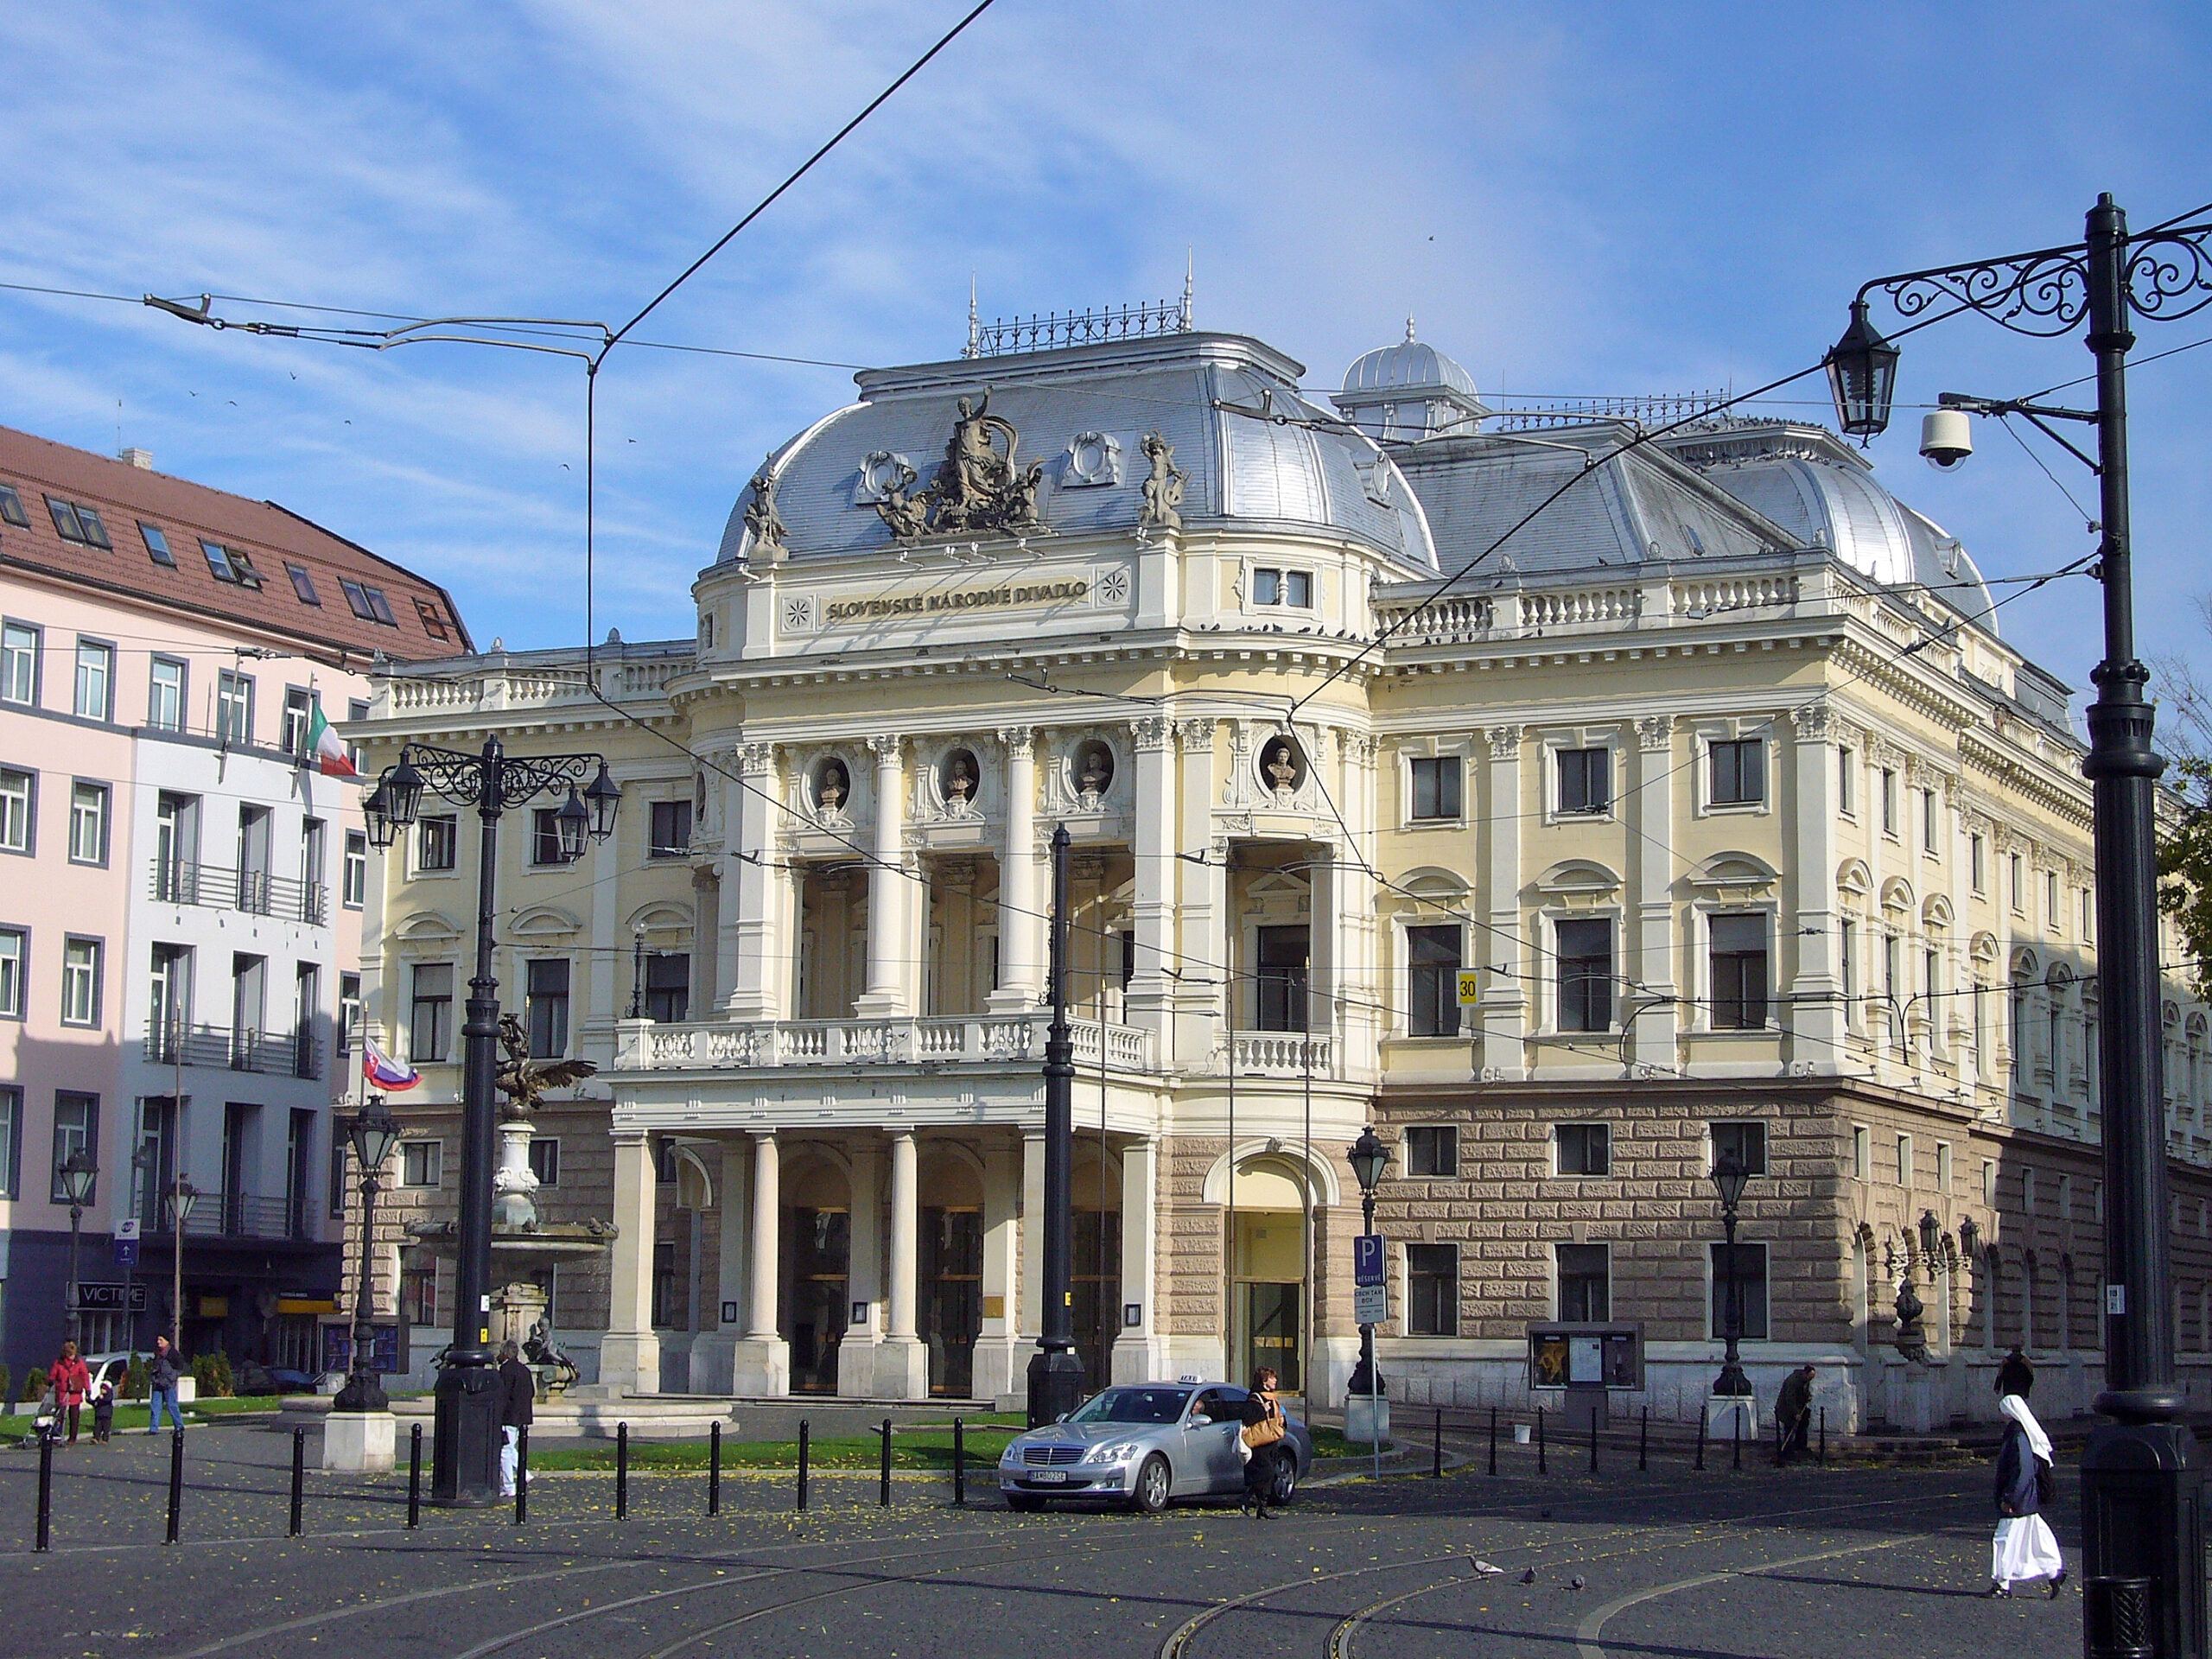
[1027,825,1085,1425]
[1588,1414,1599,1474]
[1695,1412,1706,1471]
[1732,1407,1743,1471]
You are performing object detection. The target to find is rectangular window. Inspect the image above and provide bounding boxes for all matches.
[1558,747,1611,815]
[525,958,570,1058]
[0,485,25,527]
[649,798,693,857]
[340,579,375,620]
[0,1085,18,1198]
[73,640,112,720]
[1555,1122,1611,1176]
[1983,1159,1997,1206]
[401,1249,437,1325]
[149,657,185,731]
[417,814,458,872]
[0,767,34,854]
[50,1092,98,1202]
[1971,834,1986,894]
[216,671,252,746]
[644,951,690,1023]
[2046,870,2060,929]
[200,539,238,582]
[1709,1242,1769,1339]
[0,927,23,1017]
[1403,1125,1459,1179]
[2,621,39,705]
[1406,924,1463,1037]
[47,496,86,542]
[67,781,108,865]
[338,972,362,1058]
[1839,918,1856,1018]
[74,505,111,548]
[2010,853,2024,913]
[1710,738,1764,806]
[1555,917,1613,1032]
[60,936,102,1026]
[282,688,313,758]
[141,523,175,565]
[1557,1243,1611,1322]
[528,1136,561,1188]
[413,597,450,639]
[399,1140,443,1188]
[1837,745,1853,814]
[1251,567,1312,607]
[2082,888,2094,940]
[408,963,454,1063]
[1853,1124,1872,1181]
[1406,1243,1458,1336]
[1937,1141,1953,1192]
[343,830,367,908]
[1408,756,1461,821]
[1923,789,1940,854]
[1711,1120,1768,1176]
[1708,913,1769,1029]
[347,700,369,773]
[1897,1134,1913,1189]
[531,808,564,866]
[1880,769,1897,834]
[284,563,321,605]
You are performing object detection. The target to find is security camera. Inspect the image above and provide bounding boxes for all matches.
[1920,408,1974,469]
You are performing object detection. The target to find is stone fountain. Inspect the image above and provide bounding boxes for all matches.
[405,1014,615,1390]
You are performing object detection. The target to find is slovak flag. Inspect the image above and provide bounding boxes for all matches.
[362,1039,421,1091]
[306,702,360,779]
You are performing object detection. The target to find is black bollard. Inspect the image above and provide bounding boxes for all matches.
[1694,1410,1707,1471]
[408,1423,423,1529]
[1638,1407,1649,1473]
[879,1417,893,1508]
[1732,1407,1742,1471]
[289,1427,305,1536]
[798,1419,810,1512]
[166,1427,184,1544]
[709,1422,721,1516]
[616,1421,629,1520]
[1433,1408,1444,1478]
[1487,1406,1498,1477]
[1818,1407,1827,1465]
[953,1417,966,1508]
[1537,1408,1547,1475]
[35,1431,52,1553]
[514,1427,530,1524]
[1588,1413,1599,1474]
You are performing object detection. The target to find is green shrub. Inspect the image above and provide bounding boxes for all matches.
[0,1364,10,1414]
[190,1351,235,1399]
[123,1356,149,1401]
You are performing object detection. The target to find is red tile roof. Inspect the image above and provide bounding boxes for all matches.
[0,423,472,665]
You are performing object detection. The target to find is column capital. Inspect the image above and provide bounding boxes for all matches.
[738,740,778,776]
[1636,714,1673,753]
[867,734,906,763]
[747,1126,778,1145]
[1788,700,1831,741]
[998,725,1036,760]
[882,1124,917,1143]
[1174,716,1216,753]
[1484,724,1522,761]
[1130,713,1173,751]
[612,1128,652,1147]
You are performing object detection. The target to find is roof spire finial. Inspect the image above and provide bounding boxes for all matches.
[964,274,980,359]
[1181,248,1194,330]
[1405,315,1417,344]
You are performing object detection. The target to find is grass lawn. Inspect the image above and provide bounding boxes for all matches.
[531,1425,1024,1473]
[0,1395,289,1439]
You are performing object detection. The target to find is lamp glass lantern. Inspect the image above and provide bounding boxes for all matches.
[347,1096,403,1173]
[60,1148,97,1208]
[166,1178,199,1230]
[583,760,622,842]
[1710,1148,1751,1212]
[1917,1209,1942,1262]
[362,779,398,850]
[1347,1127,1389,1198]
[554,785,591,861]
[382,756,427,829]
[1825,298,1901,437]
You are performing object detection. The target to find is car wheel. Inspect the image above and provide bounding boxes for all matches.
[1129,1453,1173,1515]
[1007,1493,1046,1513]
[1270,1453,1298,1507]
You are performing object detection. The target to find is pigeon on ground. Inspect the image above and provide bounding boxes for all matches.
[1519,1568,1537,1585]
[1471,1560,1503,1576]
[1570,1576,1586,1592]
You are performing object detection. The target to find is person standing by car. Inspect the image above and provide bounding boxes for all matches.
[1239,1367,1287,1518]
[47,1344,91,1446]
[147,1337,185,1434]
[497,1340,535,1499]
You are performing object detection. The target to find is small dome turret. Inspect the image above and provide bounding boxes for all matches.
[1332,321,1486,443]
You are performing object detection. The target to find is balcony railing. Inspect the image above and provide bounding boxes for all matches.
[143,1022,321,1080]
[151,859,327,925]
[1217,1033,1332,1077]
[619,1013,1155,1072]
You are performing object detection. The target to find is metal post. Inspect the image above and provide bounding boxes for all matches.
[169,1172,187,1352]
[1818,1408,1827,1465]
[879,1417,893,1508]
[1695,1411,1706,1471]
[1732,1407,1743,1471]
[1588,1414,1599,1474]
[515,1428,528,1524]
[798,1419,810,1512]
[166,1427,184,1543]
[1639,1407,1649,1473]
[65,1200,84,1348]
[1487,1406,1497,1477]
[708,1422,721,1516]
[1715,1200,1750,1398]
[953,1417,966,1507]
[289,1427,305,1536]
[615,1420,628,1519]
[1537,1408,1547,1476]
[335,1127,388,1414]
[407,1424,423,1528]
[2074,191,2207,1659]
[35,1432,52,1552]
[1027,825,1085,1426]
[1433,1408,1443,1478]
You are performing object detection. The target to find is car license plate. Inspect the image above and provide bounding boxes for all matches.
[1032,1470,1068,1484]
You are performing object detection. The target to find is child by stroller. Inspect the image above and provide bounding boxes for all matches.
[91,1378,116,1443]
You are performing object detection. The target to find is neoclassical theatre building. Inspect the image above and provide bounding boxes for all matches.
[350,315,2212,1430]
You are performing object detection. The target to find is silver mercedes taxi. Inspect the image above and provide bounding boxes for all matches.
[997,1379,1314,1514]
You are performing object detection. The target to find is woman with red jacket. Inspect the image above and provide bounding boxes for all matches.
[47,1342,92,1446]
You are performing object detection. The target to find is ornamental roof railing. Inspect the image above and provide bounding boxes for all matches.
[964,292,1194,359]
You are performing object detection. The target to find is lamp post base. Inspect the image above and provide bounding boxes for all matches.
[2080,1419,2206,1659]
[430,1362,503,1507]
[1712,1363,1752,1397]
[322,1410,396,1474]
[1025,1345,1087,1428]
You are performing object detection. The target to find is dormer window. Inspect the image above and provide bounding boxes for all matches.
[1252,568,1312,608]
[0,485,27,528]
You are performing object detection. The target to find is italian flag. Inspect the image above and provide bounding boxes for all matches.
[306,702,359,779]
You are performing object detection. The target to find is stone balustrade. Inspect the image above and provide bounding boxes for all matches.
[615,1012,1155,1072]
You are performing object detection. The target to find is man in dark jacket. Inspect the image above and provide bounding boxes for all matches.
[1775,1364,1816,1464]
[1996,1346,2035,1399]
[497,1341,536,1499]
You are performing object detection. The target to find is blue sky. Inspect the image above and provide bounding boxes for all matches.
[2,2,2208,702]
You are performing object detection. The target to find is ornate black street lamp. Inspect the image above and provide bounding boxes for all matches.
[59,1150,96,1345]
[1829,194,2212,1657]
[1027,823,1086,1425]
[365,735,620,1503]
[1708,1148,1752,1399]
[1345,1126,1389,1398]
[334,1096,402,1414]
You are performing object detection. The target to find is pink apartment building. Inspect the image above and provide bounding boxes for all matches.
[0,426,466,1391]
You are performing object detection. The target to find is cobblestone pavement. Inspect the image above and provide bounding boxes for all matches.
[0,1419,2082,1659]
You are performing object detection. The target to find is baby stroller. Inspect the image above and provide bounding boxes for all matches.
[17,1388,60,1450]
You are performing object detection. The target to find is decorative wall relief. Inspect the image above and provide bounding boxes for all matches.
[1062,430,1123,487]
[1138,432,1186,531]
[855,450,916,505]
[744,454,787,561]
[871,392,1046,541]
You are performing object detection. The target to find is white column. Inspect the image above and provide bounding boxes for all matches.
[1338,734,1381,1075]
[730,1128,788,1395]
[1110,1135,1162,1382]
[690,1137,750,1395]
[1630,715,1679,1070]
[838,1140,884,1395]
[1020,1129,1046,1341]
[971,1131,1026,1404]
[877,1128,930,1398]
[722,741,782,1019]
[855,736,910,1017]
[989,727,1042,1013]
[1173,718,1224,1068]
[600,1130,661,1393]
[1788,705,1843,1065]
[1478,725,1528,1079]
[1125,715,1175,1033]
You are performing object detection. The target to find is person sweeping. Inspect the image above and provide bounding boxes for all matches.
[1988,1391,2066,1599]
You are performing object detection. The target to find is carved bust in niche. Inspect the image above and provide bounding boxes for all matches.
[1264,741,1301,801]
[815,759,849,818]
[941,750,979,817]
[1075,741,1114,807]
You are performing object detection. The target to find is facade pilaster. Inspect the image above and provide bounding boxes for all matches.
[599,1129,661,1393]
[1125,715,1176,1036]
[838,1140,885,1395]
[1478,724,1528,1078]
[721,741,783,1019]
[1110,1135,1164,1382]
[876,1128,928,1398]
[730,1128,788,1395]
[1788,703,1843,1066]
[1173,717,1223,1068]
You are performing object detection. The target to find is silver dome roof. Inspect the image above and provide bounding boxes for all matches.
[1340,321,1479,399]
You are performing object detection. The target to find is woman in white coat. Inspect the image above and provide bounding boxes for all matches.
[1988,1391,2067,1598]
